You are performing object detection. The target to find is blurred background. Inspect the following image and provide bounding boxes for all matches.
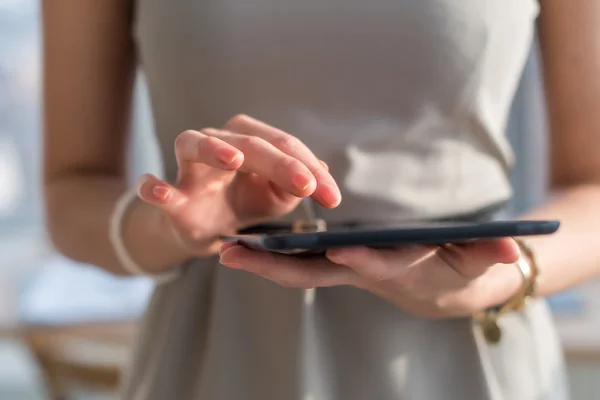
[0,2,599,399]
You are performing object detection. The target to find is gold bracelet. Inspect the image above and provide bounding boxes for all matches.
[473,238,539,344]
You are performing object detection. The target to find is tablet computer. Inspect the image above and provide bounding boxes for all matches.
[221,220,560,255]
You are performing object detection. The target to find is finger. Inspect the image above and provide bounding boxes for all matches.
[326,245,435,282]
[219,244,360,289]
[174,129,244,180]
[205,129,318,198]
[136,173,188,216]
[224,114,341,208]
[242,171,303,208]
[440,238,521,278]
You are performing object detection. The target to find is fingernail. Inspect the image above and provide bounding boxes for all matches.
[219,242,238,255]
[292,173,314,191]
[320,185,341,207]
[136,175,151,197]
[152,185,171,201]
[319,160,329,171]
[218,149,242,165]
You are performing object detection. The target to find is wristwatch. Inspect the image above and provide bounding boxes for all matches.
[472,238,539,344]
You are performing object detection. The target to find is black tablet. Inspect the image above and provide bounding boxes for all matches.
[221,220,560,255]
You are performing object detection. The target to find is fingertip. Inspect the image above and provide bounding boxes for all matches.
[135,174,157,200]
[219,241,240,256]
[299,184,319,199]
[292,172,318,196]
[219,243,249,264]
[135,174,185,213]
[217,148,244,169]
[501,238,521,264]
[315,184,342,208]
[475,238,521,264]
[152,185,173,204]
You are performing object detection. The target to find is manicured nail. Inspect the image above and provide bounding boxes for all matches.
[152,185,171,201]
[218,149,242,165]
[136,175,151,197]
[292,173,314,191]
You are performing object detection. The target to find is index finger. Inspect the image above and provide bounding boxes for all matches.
[224,114,341,208]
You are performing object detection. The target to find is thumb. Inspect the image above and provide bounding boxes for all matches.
[442,238,521,279]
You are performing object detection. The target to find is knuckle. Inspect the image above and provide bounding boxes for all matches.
[174,130,206,158]
[174,131,192,152]
[226,113,253,128]
[237,135,263,152]
[199,127,219,137]
[180,129,198,137]
[201,135,222,149]
[176,130,219,160]
[272,135,301,153]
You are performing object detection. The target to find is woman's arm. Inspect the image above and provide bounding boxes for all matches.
[518,0,600,295]
[43,1,189,274]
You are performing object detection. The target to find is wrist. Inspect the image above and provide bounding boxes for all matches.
[473,239,539,344]
[480,239,539,310]
[120,197,192,275]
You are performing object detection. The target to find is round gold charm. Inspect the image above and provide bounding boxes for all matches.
[482,319,502,344]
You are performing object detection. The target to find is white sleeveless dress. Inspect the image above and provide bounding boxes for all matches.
[122,1,568,399]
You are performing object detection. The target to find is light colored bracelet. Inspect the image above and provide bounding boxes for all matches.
[473,238,539,344]
[109,188,181,284]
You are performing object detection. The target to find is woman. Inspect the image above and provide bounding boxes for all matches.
[42,1,600,399]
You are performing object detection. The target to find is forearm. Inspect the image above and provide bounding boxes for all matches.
[45,174,195,275]
[518,183,600,296]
